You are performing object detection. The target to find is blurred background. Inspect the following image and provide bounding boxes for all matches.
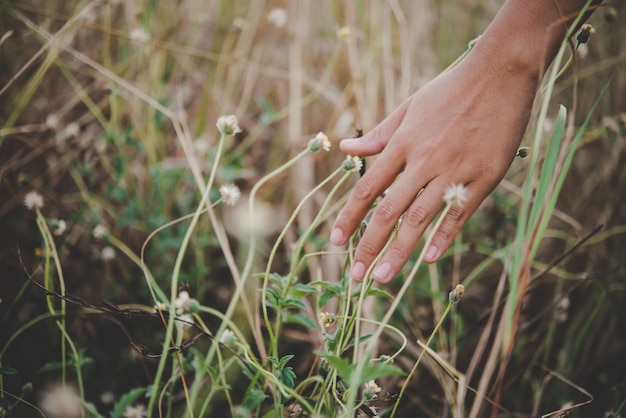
[1,0,625,416]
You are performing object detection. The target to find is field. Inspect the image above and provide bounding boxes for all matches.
[1,1,625,417]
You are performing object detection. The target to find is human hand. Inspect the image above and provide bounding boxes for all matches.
[330,51,539,283]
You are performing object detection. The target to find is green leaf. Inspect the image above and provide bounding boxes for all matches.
[318,353,354,382]
[282,298,307,310]
[284,312,317,330]
[291,283,320,297]
[358,361,405,385]
[243,388,268,411]
[0,366,18,375]
[365,288,394,299]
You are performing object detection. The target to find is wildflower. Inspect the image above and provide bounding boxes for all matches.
[45,114,60,130]
[515,146,529,159]
[342,155,363,172]
[319,311,335,328]
[443,184,468,206]
[336,26,351,42]
[216,114,242,136]
[101,246,115,261]
[123,404,146,418]
[362,380,382,400]
[576,24,596,44]
[100,391,115,405]
[219,328,237,348]
[49,219,67,235]
[92,224,109,239]
[266,8,288,28]
[154,301,168,312]
[175,290,191,315]
[24,191,44,210]
[449,284,465,304]
[63,122,80,138]
[176,313,194,331]
[130,28,149,43]
[40,384,82,418]
[219,183,241,206]
[307,131,331,152]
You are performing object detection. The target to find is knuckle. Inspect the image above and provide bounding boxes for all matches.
[403,205,428,228]
[353,177,374,200]
[373,200,400,223]
[386,242,411,264]
[447,205,465,221]
[356,241,378,259]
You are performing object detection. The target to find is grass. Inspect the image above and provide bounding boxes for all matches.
[1,1,626,417]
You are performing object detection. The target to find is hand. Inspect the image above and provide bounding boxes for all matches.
[330,50,538,283]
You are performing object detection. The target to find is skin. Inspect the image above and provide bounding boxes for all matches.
[330,0,600,283]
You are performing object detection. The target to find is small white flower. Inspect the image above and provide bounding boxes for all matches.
[219,183,241,206]
[92,224,109,239]
[154,301,168,312]
[307,131,331,152]
[443,184,468,206]
[130,28,149,43]
[363,380,381,400]
[342,155,363,172]
[216,114,242,136]
[336,26,351,41]
[50,219,67,235]
[63,122,80,138]
[319,311,335,328]
[45,114,60,130]
[24,191,44,210]
[174,290,191,315]
[123,404,146,418]
[101,246,115,261]
[266,8,288,28]
[40,384,82,418]
[219,329,237,347]
[100,391,115,405]
[176,313,194,331]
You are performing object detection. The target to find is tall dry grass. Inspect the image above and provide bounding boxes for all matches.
[1,1,625,417]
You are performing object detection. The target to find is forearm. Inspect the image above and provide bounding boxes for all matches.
[471,0,600,85]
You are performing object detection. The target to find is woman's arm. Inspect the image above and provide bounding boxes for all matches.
[330,0,601,283]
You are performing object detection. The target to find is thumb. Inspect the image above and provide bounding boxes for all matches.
[339,98,410,156]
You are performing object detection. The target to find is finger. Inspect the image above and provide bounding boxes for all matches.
[423,181,492,263]
[330,148,404,247]
[370,178,446,283]
[339,98,410,156]
[348,171,430,281]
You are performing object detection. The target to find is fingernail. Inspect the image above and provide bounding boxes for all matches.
[425,245,439,262]
[330,228,345,245]
[373,261,392,283]
[340,138,358,146]
[350,262,366,281]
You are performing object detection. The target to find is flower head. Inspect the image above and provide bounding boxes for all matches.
[307,131,331,152]
[175,290,191,315]
[219,328,237,348]
[123,404,146,418]
[266,8,288,28]
[216,114,242,136]
[130,28,149,43]
[219,183,241,206]
[363,380,382,400]
[336,26,351,42]
[40,384,82,418]
[101,246,116,261]
[515,146,529,159]
[342,155,363,172]
[24,191,44,211]
[92,224,109,239]
[176,313,194,331]
[319,311,335,328]
[443,184,468,206]
[449,284,465,304]
[576,23,596,45]
[50,219,67,236]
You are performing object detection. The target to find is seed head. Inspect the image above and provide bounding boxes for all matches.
[219,328,237,348]
[101,246,116,261]
[219,183,241,206]
[24,191,44,211]
[576,24,596,44]
[319,311,335,328]
[216,114,242,136]
[443,184,468,206]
